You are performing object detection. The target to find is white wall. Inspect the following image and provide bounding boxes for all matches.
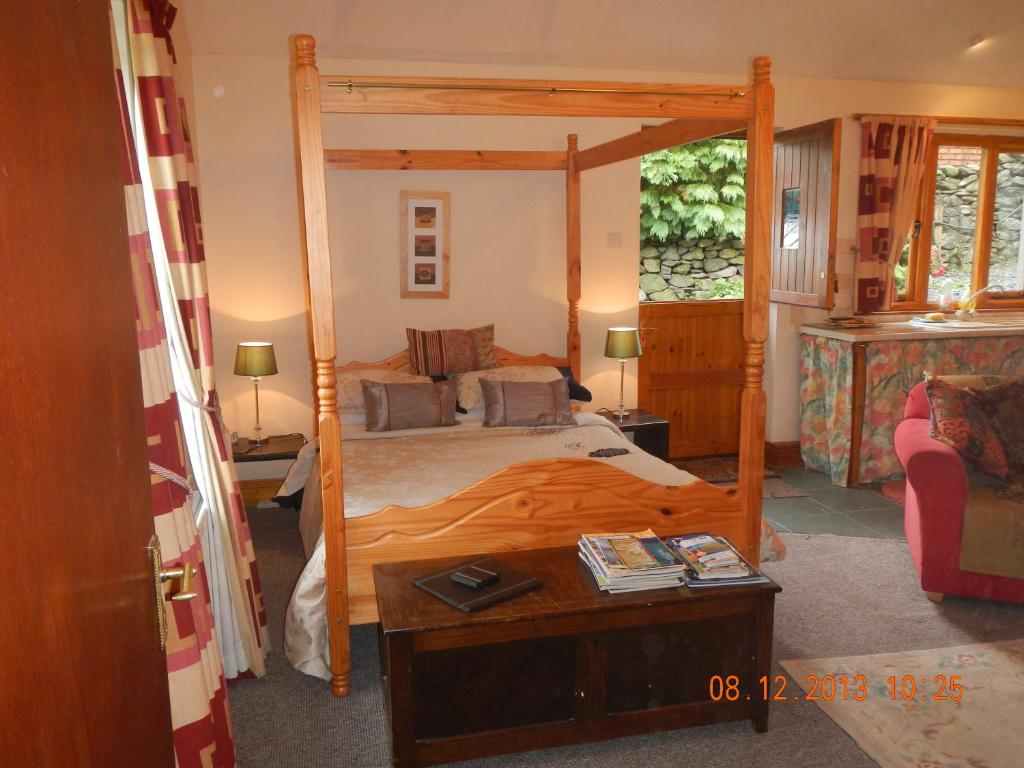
[195,53,648,459]
[191,52,1024,467]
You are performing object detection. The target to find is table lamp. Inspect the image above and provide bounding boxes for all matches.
[234,341,278,446]
[604,328,643,420]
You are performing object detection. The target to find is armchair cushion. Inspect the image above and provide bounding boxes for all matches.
[976,379,1024,476]
[925,379,1008,479]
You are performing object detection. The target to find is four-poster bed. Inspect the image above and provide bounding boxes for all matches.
[291,34,775,698]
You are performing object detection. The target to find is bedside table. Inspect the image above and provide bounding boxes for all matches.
[232,433,306,463]
[600,409,670,460]
[232,433,307,507]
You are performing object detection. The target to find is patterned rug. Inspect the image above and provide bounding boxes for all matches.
[782,638,1024,768]
[674,456,779,484]
[762,477,810,499]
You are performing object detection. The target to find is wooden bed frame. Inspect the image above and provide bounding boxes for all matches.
[291,35,775,698]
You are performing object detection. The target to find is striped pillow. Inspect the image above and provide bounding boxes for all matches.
[406,324,496,376]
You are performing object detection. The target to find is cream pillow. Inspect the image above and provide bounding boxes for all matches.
[338,368,431,412]
[455,365,563,410]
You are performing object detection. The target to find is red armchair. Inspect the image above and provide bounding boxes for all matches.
[895,382,1024,604]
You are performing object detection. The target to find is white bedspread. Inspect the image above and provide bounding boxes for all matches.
[285,412,698,680]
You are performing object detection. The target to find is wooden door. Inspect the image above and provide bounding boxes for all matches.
[770,119,841,307]
[638,301,745,458]
[0,3,175,766]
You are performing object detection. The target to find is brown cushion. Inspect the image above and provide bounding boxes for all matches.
[406,324,496,377]
[925,379,1008,479]
[361,380,457,432]
[480,378,574,428]
[975,379,1024,476]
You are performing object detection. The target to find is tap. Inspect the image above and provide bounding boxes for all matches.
[955,285,1004,319]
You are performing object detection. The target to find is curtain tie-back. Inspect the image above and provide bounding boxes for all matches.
[149,461,195,496]
[177,390,219,415]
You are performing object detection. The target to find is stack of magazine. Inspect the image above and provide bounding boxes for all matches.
[578,529,768,593]
[578,529,688,593]
[665,533,770,588]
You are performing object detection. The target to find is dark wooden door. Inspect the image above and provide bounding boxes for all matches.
[0,4,175,766]
[770,119,841,308]
[638,300,745,458]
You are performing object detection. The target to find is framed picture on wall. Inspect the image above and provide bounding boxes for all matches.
[400,191,450,298]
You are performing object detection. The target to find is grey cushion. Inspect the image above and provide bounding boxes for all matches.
[361,380,457,432]
[480,378,574,427]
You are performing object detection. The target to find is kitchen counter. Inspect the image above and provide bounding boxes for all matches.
[800,319,1024,343]
[799,324,1024,486]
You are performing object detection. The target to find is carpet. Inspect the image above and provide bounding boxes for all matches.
[674,455,780,484]
[782,638,1024,768]
[230,513,1024,768]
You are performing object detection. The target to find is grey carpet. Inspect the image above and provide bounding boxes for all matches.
[231,510,1024,768]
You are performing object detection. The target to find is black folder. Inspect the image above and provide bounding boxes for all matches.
[412,557,542,612]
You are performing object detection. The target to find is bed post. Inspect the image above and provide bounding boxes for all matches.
[737,57,774,562]
[566,133,582,379]
[292,34,351,698]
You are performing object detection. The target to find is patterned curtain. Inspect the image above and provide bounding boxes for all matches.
[854,116,936,312]
[124,0,268,679]
[113,25,236,768]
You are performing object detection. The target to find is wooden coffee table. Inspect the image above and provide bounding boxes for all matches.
[374,546,781,767]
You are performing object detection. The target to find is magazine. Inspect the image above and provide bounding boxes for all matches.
[578,529,687,593]
[665,533,769,586]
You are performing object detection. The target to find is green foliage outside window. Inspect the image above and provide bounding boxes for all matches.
[640,139,747,242]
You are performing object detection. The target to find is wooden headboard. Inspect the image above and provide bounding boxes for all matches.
[336,345,569,375]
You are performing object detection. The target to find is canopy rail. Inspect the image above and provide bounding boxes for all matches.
[317,74,753,118]
[573,117,748,173]
[324,149,568,171]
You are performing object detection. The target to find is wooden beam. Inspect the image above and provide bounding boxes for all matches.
[852,113,1024,129]
[566,134,581,379]
[736,56,774,564]
[574,117,747,172]
[324,149,567,171]
[292,34,351,699]
[319,75,751,119]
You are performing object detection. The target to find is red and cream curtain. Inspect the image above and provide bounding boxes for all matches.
[854,116,936,312]
[121,0,268,682]
[113,32,236,768]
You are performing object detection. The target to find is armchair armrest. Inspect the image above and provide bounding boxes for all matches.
[895,417,968,588]
[904,382,930,420]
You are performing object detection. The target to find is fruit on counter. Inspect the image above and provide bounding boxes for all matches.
[924,312,945,322]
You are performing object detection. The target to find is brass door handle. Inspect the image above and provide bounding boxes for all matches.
[160,563,197,602]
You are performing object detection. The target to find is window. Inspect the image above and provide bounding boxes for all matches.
[893,134,1024,310]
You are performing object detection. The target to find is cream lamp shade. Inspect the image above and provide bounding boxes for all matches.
[234,342,278,378]
[604,328,643,360]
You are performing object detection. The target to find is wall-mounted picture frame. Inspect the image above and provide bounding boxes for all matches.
[400,191,450,299]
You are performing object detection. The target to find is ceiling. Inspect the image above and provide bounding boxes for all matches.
[180,0,1024,89]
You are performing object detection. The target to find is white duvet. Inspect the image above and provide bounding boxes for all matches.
[285,412,699,680]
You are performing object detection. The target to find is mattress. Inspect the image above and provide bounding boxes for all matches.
[285,412,699,680]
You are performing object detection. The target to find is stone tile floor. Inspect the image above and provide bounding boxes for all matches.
[764,467,905,540]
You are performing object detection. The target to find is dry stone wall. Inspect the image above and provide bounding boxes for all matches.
[639,236,745,301]
[932,153,1024,295]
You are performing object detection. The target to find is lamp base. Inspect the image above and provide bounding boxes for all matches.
[610,408,630,419]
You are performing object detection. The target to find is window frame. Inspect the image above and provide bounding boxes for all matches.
[891,133,1024,311]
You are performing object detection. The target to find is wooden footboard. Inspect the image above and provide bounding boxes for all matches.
[345,458,748,624]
